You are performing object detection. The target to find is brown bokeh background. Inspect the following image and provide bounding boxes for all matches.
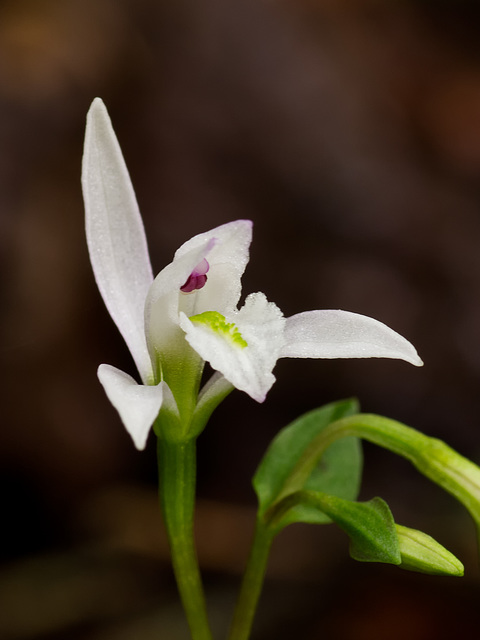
[2,1,480,638]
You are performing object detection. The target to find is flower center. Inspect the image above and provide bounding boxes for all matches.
[189,311,248,348]
[180,258,210,293]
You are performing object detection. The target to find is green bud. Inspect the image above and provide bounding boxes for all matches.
[396,524,464,577]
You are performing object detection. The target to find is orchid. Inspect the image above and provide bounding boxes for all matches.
[82,98,422,451]
[79,99,480,640]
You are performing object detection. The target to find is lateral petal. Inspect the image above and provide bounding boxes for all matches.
[280,310,423,366]
[144,239,215,364]
[98,364,165,450]
[175,220,253,314]
[144,220,253,364]
[83,99,154,383]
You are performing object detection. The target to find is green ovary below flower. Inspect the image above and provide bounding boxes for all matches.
[189,311,248,349]
[82,97,423,451]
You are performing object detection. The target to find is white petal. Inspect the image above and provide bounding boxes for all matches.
[175,220,252,314]
[98,364,164,450]
[82,99,154,384]
[280,310,423,366]
[144,239,215,361]
[144,220,252,361]
[180,292,286,402]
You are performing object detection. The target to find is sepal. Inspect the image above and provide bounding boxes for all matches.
[83,99,154,384]
[281,309,423,366]
[98,364,165,450]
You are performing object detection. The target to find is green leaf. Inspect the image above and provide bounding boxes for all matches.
[253,399,362,524]
[294,411,480,556]
[269,491,401,564]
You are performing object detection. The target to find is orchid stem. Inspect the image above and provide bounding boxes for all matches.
[227,519,274,640]
[157,437,213,640]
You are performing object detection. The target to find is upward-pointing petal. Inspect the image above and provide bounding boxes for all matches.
[174,220,253,314]
[144,237,216,363]
[82,98,154,383]
[280,310,423,366]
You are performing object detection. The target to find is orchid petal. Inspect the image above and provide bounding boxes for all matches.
[145,220,253,363]
[144,238,216,363]
[83,99,154,384]
[280,310,423,366]
[98,364,165,450]
[180,293,285,402]
[175,220,252,314]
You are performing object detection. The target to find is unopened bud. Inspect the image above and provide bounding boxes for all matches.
[396,524,464,577]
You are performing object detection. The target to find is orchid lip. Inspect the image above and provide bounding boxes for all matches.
[180,258,210,293]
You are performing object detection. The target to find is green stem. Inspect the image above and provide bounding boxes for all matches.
[227,519,274,640]
[280,413,480,527]
[157,437,213,640]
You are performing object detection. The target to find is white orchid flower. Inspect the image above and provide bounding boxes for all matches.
[82,98,422,450]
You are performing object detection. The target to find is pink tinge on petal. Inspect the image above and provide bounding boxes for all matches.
[180,258,210,293]
[192,258,209,277]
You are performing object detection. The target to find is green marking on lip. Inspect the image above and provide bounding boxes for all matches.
[189,311,248,348]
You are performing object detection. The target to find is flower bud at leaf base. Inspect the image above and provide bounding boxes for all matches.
[396,524,464,577]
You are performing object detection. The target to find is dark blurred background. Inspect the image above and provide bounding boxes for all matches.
[2,0,480,638]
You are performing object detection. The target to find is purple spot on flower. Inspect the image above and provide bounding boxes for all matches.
[180,258,210,293]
